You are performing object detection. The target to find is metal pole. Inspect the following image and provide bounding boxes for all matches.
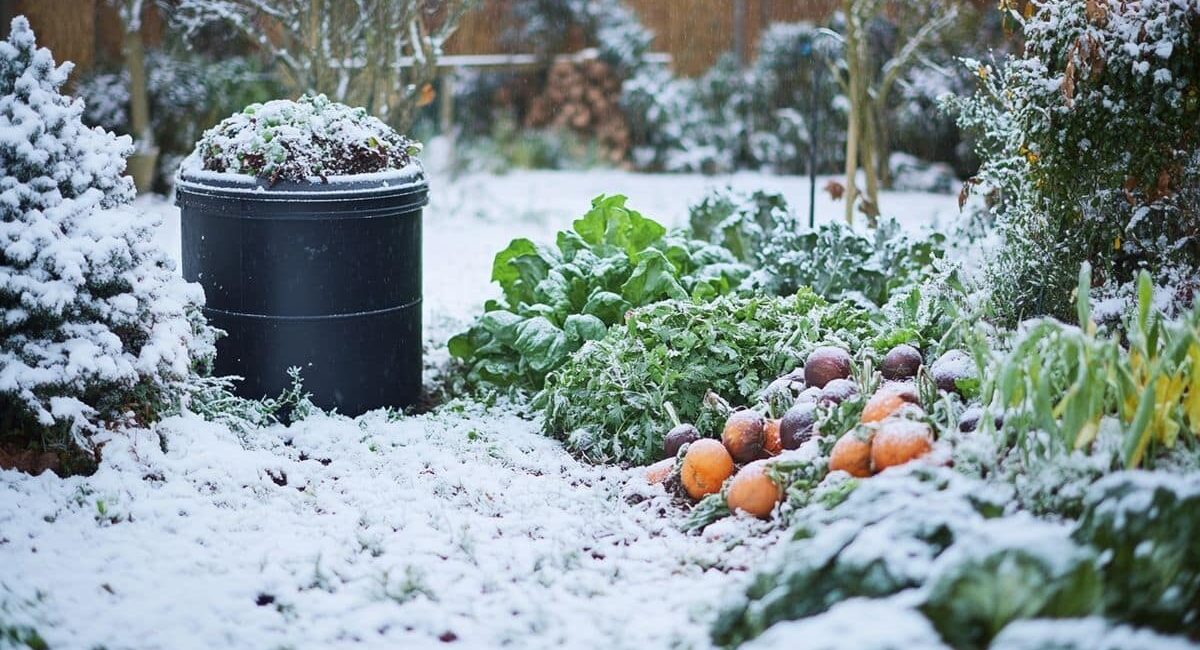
[808,64,820,229]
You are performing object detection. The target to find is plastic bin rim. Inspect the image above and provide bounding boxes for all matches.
[176,159,428,200]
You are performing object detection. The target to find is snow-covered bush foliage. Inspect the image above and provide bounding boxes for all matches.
[76,51,279,165]
[744,23,842,175]
[688,189,947,306]
[1073,471,1200,636]
[888,153,957,194]
[174,0,467,133]
[625,26,842,174]
[889,4,1014,177]
[508,0,652,76]
[947,0,1200,324]
[195,94,422,183]
[0,17,215,453]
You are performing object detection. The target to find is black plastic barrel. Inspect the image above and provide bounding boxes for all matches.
[176,165,428,414]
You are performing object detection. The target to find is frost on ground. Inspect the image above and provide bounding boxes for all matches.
[0,405,777,648]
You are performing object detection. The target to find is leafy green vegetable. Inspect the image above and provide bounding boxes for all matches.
[711,468,1005,648]
[920,523,1103,650]
[1073,472,1200,637]
[689,188,947,306]
[537,290,876,464]
[450,195,748,391]
[983,265,1200,468]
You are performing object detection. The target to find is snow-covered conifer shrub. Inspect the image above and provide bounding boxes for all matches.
[195,94,422,184]
[0,17,215,463]
[947,0,1200,324]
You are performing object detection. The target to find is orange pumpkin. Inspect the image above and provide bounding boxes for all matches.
[871,419,934,472]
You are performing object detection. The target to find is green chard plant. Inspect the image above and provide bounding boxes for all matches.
[449,195,748,393]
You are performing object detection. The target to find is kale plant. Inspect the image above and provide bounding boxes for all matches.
[1073,471,1200,636]
[689,189,947,305]
[711,468,1008,647]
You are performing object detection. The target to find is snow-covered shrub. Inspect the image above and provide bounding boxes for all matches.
[626,25,842,174]
[744,22,842,175]
[0,17,215,455]
[508,0,652,76]
[1073,471,1200,636]
[889,4,1014,178]
[194,94,422,183]
[175,0,467,133]
[75,50,280,178]
[947,0,1200,324]
[888,153,957,194]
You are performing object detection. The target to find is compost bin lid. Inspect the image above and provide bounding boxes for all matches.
[175,153,428,201]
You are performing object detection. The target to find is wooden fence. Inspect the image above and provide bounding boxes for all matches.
[446,0,840,76]
[6,0,839,77]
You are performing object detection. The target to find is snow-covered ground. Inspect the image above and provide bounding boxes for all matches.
[2,170,958,649]
[0,406,777,648]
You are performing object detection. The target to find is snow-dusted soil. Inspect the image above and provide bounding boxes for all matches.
[2,170,958,648]
[0,407,773,648]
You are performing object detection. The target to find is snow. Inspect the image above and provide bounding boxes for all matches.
[742,598,950,650]
[3,168,961,648]
[991,618,1200,650]
[194,94,421,182]
[0,405,779,648]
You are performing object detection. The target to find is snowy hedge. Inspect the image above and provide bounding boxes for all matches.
[0,17,215,454]
[949,0,1200,324]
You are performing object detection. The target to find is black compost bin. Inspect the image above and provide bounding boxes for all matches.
[176,165,428,414]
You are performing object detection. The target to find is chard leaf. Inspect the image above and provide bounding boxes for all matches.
[582,291,630,325]
[513,317,570,374]
[621,249,687,304]
[563,314,607,345]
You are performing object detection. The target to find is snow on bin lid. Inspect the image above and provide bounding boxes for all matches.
[183,94,423,189]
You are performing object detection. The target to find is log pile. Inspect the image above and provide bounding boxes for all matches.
[525,58,630,164]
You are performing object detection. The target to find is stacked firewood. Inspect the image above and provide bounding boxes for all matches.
[525,58,630,164]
